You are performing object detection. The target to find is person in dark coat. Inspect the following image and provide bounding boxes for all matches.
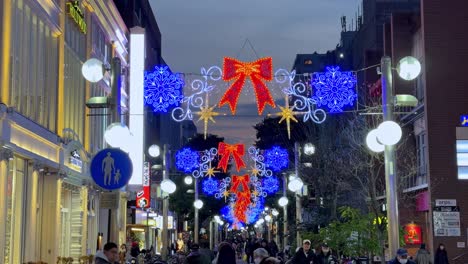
[213,242,237,264]
[245,238,256,264]
[434,244,449,264]
[268,240,279,257]
[130,241,140,258]
[316,243,337,264]
[291,239,316,264]
[95,242,119,264]
[185,243,211,264]
[389,248,416,264]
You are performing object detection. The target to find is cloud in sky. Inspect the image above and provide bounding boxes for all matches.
[150,0,361,145]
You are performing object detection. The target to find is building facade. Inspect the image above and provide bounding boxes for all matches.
[0,0,129,263]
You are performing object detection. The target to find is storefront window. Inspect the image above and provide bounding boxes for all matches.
[4,157,26,264]
[59,185,84,260]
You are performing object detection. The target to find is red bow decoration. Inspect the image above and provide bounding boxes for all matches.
[230,175,251,224]
[217,142,246,172]
[219,57,276,115]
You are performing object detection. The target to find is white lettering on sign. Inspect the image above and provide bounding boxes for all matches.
[434,211,461,236]
[435,199,457,206]
[143,162,150,187]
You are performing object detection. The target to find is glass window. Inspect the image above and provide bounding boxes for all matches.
[4,157,27,264]
[457,140,468,179]
[9,0,58,132]
[59,186,84,260]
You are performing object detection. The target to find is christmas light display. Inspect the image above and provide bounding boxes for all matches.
[262,176,280,194]
[192,147,218,178]
[144,66,184,112]
[276,69,327,123]
[264,146,289,171]
[248,147,273,177]
[215,177,231,201]
[311,66,357,113]
[175,148,199,173]
[230,175,251,224]
[217,142,246,172]
[172,66,222,122]
[202,177,219,196]
[219,57,275,115]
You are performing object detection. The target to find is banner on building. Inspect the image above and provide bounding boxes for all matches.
[136,162,151,208]
[404,223,422,244]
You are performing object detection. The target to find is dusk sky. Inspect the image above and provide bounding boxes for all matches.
[150,0,361,146]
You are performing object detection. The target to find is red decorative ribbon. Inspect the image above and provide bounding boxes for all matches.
[230,175,251,224]
[217,142,246,172]
[219,57,276,115]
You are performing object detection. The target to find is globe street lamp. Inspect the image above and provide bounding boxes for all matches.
[184,175,193,185]
[148,144,161,158]
[278,196,289,207]
[380,56,421,255]
[366,129,385,153]
[161,179,176,194]
[288,176,304,192]
[194,199,204,209]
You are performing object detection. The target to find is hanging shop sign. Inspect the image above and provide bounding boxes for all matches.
[90,148,133,190]
[69,149,83,171]
[404,223,422,244]
[136,162,151,208]
[67,1,87,34]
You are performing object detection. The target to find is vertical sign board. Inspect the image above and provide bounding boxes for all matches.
[433,199,461,236]
[136,162,150,208]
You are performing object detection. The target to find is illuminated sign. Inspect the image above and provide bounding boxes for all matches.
[404,223,422,244]
[66,1,87,34]
[461,115,468,126]
[136,162,151,208]
[69,149,82,171]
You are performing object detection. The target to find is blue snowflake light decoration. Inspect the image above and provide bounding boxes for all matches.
[202,177,219,196]
[264,146,289,171]
[144,66,184,113]
[311,66,357,113]
[262,176,280,194]
[246,197,265,224]
[175,148,199,173]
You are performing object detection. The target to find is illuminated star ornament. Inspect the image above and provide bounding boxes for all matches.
[195,93,222,140]
[175,148,199,173]
[311,66,357,113]
[271,96,298,139]
[144,66,184,112]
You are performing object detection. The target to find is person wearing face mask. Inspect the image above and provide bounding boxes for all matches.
[389,248,416,264]
[316,243,337,264]
[291,239,316,264]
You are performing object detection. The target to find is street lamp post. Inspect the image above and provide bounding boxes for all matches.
[161,144,172,260]
[294,142,302,248]
[282,174,288,251]
[194,178,199,243]
[381,56,399,255]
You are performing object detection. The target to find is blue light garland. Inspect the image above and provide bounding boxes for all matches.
[175,148,199,173]
[264,146,289,171]
[311,66,357,113]
[144,66,184,113]
[246,197,265,224]
[202,177,219,196]
[262,176,280,194]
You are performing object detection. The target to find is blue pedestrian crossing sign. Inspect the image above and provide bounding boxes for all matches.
[90,148,133,190]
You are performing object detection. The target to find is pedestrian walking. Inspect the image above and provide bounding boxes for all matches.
[213,242,237,264]
[268,240,279,257]
[434,244,449,264]
[185,243,211,264]
[316,243,337,264]
[245,238,256,263]
[415,244,432,264]
[95,242,120,264]
[389,248,416,264]
[290,239,315,264]
[130,241,140,258]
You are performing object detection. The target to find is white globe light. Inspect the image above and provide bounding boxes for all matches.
[304,143,316,155]
[377,121,402,146]
[161,179,176,194]
[104,123,131,148]
[258,219,265,224]
[214,215,221,222]
[366,129,385,153]
[278,196,289,207]
[272,209,279,217]
[148,145,161,158]
[397,56,421,81]
[265,215,272,222]
[194,199,204,209]
[82,58,104,83]
[288,177,304,192]
[184,175,193,185]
